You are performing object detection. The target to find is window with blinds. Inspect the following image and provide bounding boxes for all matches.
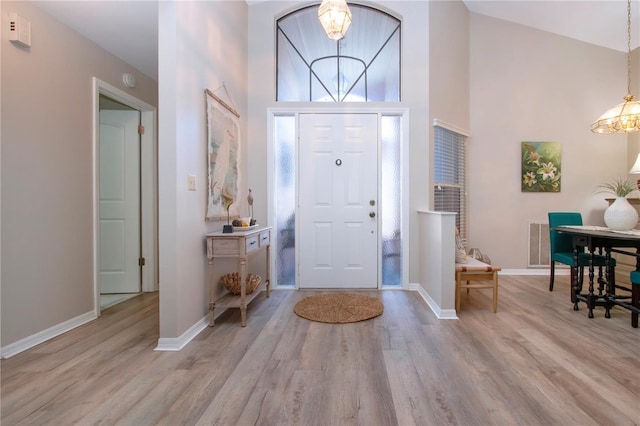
[434,125,467,241]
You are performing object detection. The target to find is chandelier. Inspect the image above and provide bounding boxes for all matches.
[318,0,352,41]
[591,0,640,134]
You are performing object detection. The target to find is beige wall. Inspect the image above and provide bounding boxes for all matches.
[468,13,629,269]
[1,1,157,347]
[429,0,470,134]
[158,0,248,339]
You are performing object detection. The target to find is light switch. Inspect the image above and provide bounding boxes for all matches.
[187,175,196,191]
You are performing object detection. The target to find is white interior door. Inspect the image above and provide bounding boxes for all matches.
[99,110,141,294]
[299,113,378,288]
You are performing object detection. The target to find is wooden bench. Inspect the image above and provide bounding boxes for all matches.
[455,257,501,313]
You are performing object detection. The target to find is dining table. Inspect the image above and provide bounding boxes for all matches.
[553,225,640,327]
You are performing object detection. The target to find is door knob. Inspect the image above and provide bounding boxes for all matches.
[369,212,376,218]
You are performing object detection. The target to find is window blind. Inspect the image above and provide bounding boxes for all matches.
[434,125,467,242]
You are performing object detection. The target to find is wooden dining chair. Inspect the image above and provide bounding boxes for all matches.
[548,212,615,299]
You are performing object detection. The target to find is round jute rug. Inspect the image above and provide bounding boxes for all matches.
[293,293,384,324]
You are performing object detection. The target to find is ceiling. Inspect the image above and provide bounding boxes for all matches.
[30,0,640,82]
[464,0,639,53]
[32,0,159,80]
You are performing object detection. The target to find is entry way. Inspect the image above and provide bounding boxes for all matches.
[298,114,378,288]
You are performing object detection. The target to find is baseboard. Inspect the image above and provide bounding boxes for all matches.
[155,315,210,352]
[501,268,567,276]
[408,283,458,320]
[1,310,97,358]
[154,306,231,351]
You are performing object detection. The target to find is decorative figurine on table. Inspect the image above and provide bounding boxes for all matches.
[222,187,234,233]
[248,189,257,226]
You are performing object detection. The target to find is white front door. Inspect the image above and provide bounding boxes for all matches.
[99,110,141,294]
[298,113,378,288]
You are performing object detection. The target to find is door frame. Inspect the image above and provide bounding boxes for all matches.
[92,78,158,316]
[267,107,410,290]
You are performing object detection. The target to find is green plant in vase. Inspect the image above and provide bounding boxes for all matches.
[593,177,639,198]
[594,177,639,231]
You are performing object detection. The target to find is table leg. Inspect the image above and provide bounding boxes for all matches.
[572,247,580,310]
[266,245,271,298]
[604,247,612,319]
[632,284,639,328]
[240,301,247,327]
[455,271,461,313]
[587,251,595,319]
[208,258,216,326]
[239,257,247,327]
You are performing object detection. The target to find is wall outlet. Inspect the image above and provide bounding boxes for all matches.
[187,175,196,191]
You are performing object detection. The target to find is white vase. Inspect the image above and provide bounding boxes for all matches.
[604,197,638,231]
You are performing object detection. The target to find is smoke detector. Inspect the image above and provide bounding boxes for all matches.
[122,73,136,88]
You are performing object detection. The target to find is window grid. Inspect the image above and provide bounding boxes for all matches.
[434,126,467,242]
[276,4,401,102]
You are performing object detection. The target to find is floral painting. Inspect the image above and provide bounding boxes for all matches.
[521,141,561,192]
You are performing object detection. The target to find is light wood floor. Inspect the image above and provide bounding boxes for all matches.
[2,275,639,426]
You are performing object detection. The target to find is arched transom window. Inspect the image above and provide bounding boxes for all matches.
[276,4,401,102]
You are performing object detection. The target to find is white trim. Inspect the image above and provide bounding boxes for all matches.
[409,283,458,319]
[140,109,157,293]
[432,118,470,137]
[155,316,209,351]
[400,112,411,290]
[92,78,158,317]
[1,311,96,358]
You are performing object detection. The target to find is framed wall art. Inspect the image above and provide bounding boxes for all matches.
[521,141,561,193]
[205,88,241,221]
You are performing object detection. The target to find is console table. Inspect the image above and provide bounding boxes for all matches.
[205,226,271,327]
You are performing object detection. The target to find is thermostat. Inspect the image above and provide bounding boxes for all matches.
[9,12,31,48]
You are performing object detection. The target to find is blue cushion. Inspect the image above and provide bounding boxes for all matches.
[630,271,640,284]
[552,252,616,267]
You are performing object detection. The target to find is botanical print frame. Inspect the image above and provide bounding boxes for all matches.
[205,89,241,221]
[521,141,561,192]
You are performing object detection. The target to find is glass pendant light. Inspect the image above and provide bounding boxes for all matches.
[591,0,640,134]
[318,0,352,41]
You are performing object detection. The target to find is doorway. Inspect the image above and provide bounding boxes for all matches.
[272,110,407,289]
[93,78,157,315]
[298,114,378,288]
[99,99,142,301]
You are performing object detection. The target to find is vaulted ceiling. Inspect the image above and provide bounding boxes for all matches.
[31,0,640,82]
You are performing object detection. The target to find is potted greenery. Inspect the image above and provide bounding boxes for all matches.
[594,177,639,198]
[594,177,639,230]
